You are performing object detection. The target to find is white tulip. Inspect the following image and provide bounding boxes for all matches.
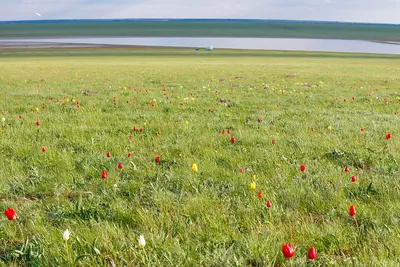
[1,117,5,122]
[138,235,146,248]
[63,229,70,241]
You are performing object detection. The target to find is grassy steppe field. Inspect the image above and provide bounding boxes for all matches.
[1,20,400,40]
[1,48,400,266]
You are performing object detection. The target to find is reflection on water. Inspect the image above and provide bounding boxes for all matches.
[1,37,400,54]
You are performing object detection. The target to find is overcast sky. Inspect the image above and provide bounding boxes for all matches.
[1,0,399,24]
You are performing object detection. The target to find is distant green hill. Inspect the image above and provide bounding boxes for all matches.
[1,19,399,40]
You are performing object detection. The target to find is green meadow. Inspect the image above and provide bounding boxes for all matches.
[1,20,400,40]
[1,48,400,266]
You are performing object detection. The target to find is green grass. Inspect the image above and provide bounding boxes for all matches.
[1,20,400,40]
[1,48,400,266]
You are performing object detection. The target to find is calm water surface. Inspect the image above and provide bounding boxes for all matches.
[2,37,400,54]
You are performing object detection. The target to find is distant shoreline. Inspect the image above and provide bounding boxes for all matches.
[1,36,400,42]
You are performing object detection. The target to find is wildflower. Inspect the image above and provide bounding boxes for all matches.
[308,247,317,260]
[4,208,17,220]
[63,230,70,241]
[282,243,295,258]
[349,205,356,216]
[192,163,198,173]
[300,165,306,172]
[139,235,146,248]
[250,181,256,191]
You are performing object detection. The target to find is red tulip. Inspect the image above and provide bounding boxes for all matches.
[118,162,123,169]
[351,176,356,182]
[308,247,317,260]
[101,170,107,179]
[239,168,244,173]
[4,208,17,220]
[157,131,161,136]
[19,115,22,119]
[155,156,160,163]
[360,128,364,132]
[222,129,225,134]
[386,133,392,140]
[227,129,231,134]
[230,137,236,143]
[344,166,349,173]
[257,190,263,199]
[281,243,295,258]
[36,121,40,126]
[300,165,306,172]
[41,146,46,152]
[127,153,132,158]
[266,200,272,208]
[349,205,356,216]
[106,152,111,158]
[271,139,276,145]
[139,128,143,132]
[311,127,315,132]
[133,126,137,132]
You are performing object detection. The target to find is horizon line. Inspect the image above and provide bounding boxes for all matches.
[0,18,399,26]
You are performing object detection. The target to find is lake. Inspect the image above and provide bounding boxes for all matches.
[1,37,400,54]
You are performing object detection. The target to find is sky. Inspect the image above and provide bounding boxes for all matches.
[0,0,399,24]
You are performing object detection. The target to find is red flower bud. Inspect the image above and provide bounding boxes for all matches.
[282,243,295,258]
[101,170,107,179]
[300,165,306,172]
[308,247,317,260]
[4,208,17,220]
[349,205,356,216]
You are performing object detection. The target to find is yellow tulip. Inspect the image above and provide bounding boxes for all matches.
[327,125,332,131]
[192,163,198,173]
[185,121,189,125]
[250,181,256,191]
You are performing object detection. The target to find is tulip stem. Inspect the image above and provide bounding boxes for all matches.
[65,240,70,261]
[354,216,359,232]
[142,248,149,263]
[16,220,24,242]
